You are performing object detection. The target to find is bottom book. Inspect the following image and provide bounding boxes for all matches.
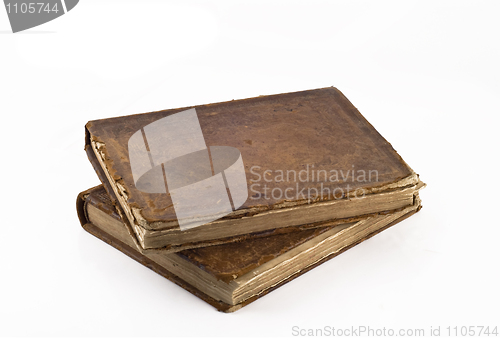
[77,185,422,313]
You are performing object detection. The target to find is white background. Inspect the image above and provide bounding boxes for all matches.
[0,0,499,338]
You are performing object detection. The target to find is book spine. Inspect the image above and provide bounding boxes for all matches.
[84,126,120,206]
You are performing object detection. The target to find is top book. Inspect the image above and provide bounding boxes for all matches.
[85,87,422,252]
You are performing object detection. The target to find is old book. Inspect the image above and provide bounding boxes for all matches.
[85,87,422,252]
[77,185,423,312]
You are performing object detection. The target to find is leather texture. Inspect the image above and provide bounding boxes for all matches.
[77,185,421,312]
[86,87,414,226]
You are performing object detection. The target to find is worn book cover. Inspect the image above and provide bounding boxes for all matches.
[77,185,423,312]
[85,87,422,251]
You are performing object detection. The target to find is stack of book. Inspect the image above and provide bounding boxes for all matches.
[77,87,425,312]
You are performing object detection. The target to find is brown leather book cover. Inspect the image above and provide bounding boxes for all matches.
[77,185,422,312]
[85,87,421,251]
